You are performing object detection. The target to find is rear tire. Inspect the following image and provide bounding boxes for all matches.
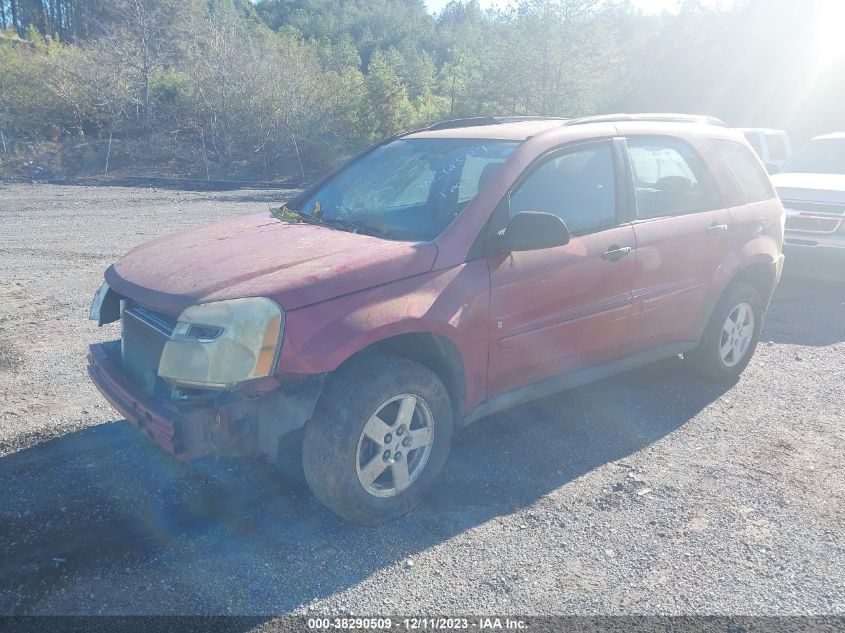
[303,353,453,525]
[686,282,763,381]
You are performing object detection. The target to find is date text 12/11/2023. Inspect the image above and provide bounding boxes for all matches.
[306,617,529,630]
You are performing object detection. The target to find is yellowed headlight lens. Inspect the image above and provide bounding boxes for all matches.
[158,298,284,389]
[254,313,282,377]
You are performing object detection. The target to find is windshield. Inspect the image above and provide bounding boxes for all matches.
[293,138,519,241]
[781,138,845,175]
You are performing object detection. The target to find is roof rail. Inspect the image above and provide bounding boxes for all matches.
[427,116,569,131]
[563,113,728,127]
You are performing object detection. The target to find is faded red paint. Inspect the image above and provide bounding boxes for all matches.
[93,118,784,457]
[105,214,438,313]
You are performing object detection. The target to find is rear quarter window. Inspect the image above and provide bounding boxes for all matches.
[743,132,764,157]
[709,140,775,204]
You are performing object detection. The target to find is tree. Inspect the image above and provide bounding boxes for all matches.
[86,0,188,136]
[3,0,845,182]
[46,38,136,174]
[182,0,339,177]
[366,49,413,137]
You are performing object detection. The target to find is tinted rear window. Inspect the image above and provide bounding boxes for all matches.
[709,140,774,203]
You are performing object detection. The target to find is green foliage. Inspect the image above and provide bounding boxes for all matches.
[1,0,843,180]
[254,0,434,67]
[0,29,73,134]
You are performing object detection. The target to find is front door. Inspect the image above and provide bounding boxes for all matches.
[487,140,637,397]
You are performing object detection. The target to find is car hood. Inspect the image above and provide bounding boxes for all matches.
[105,213,438,314]
[771,172,845,205]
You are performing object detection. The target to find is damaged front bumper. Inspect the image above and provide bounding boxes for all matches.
[87,341,323,461]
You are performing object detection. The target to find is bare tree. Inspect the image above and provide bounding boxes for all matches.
[45,41,135,174]
[183,1,327,178]
[85,0,185,136]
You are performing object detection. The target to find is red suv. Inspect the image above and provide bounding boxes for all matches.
[88,114,784,524]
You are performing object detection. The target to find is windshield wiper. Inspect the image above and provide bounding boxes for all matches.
[272,205,391,239]
[321,217,392,239]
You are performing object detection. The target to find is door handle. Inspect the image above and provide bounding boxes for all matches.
[707,223,728,234]
[601,246,632,262]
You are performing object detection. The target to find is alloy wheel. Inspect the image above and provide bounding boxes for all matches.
[355,393,435,498]
[719,302,755,368]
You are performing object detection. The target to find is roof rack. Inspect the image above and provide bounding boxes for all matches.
[563,113,728,127]
[426,116,569,131]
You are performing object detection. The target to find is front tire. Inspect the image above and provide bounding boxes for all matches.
[303,354,454,525]
[687,281,763,380]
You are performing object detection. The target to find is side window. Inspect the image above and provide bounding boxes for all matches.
[626,138,716,219]
[509,143,616,234]
[709,139,775,203]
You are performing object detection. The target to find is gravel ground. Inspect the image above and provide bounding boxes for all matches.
[0,183,843,618]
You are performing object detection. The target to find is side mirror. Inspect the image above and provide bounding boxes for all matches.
[765,162,780,175]
[492,211,571,253]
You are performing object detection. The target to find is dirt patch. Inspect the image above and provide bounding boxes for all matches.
[0,338,23,372]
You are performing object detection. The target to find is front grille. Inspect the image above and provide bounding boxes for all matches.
[124,304,177,336]
[782,199,844,235]
[785,215,842,234]
[121,303,175,396]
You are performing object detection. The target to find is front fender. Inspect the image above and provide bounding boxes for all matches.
[277,261,491,411]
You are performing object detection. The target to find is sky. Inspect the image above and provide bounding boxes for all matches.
[422,0,684,13]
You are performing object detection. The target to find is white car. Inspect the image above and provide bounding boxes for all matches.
[770,133,845,280]
[739,128,792,172]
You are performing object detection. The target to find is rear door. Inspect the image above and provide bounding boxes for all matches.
[623,136,733,352]
[486,139,637,396]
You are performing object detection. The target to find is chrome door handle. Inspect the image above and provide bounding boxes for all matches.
[707,223,728,234]
[601,246,632,262]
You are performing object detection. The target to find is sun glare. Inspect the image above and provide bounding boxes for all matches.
[815,1,845,68]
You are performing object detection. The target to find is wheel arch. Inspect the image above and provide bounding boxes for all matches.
[267,328,468,464]
[334,331,467,425]
[696,257,779,341]
[730,261,779,306]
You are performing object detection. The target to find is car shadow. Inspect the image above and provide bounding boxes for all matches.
[763,276,845,346]
[0,355,727,617]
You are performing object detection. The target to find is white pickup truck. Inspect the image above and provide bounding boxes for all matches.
[771,133,845,280]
